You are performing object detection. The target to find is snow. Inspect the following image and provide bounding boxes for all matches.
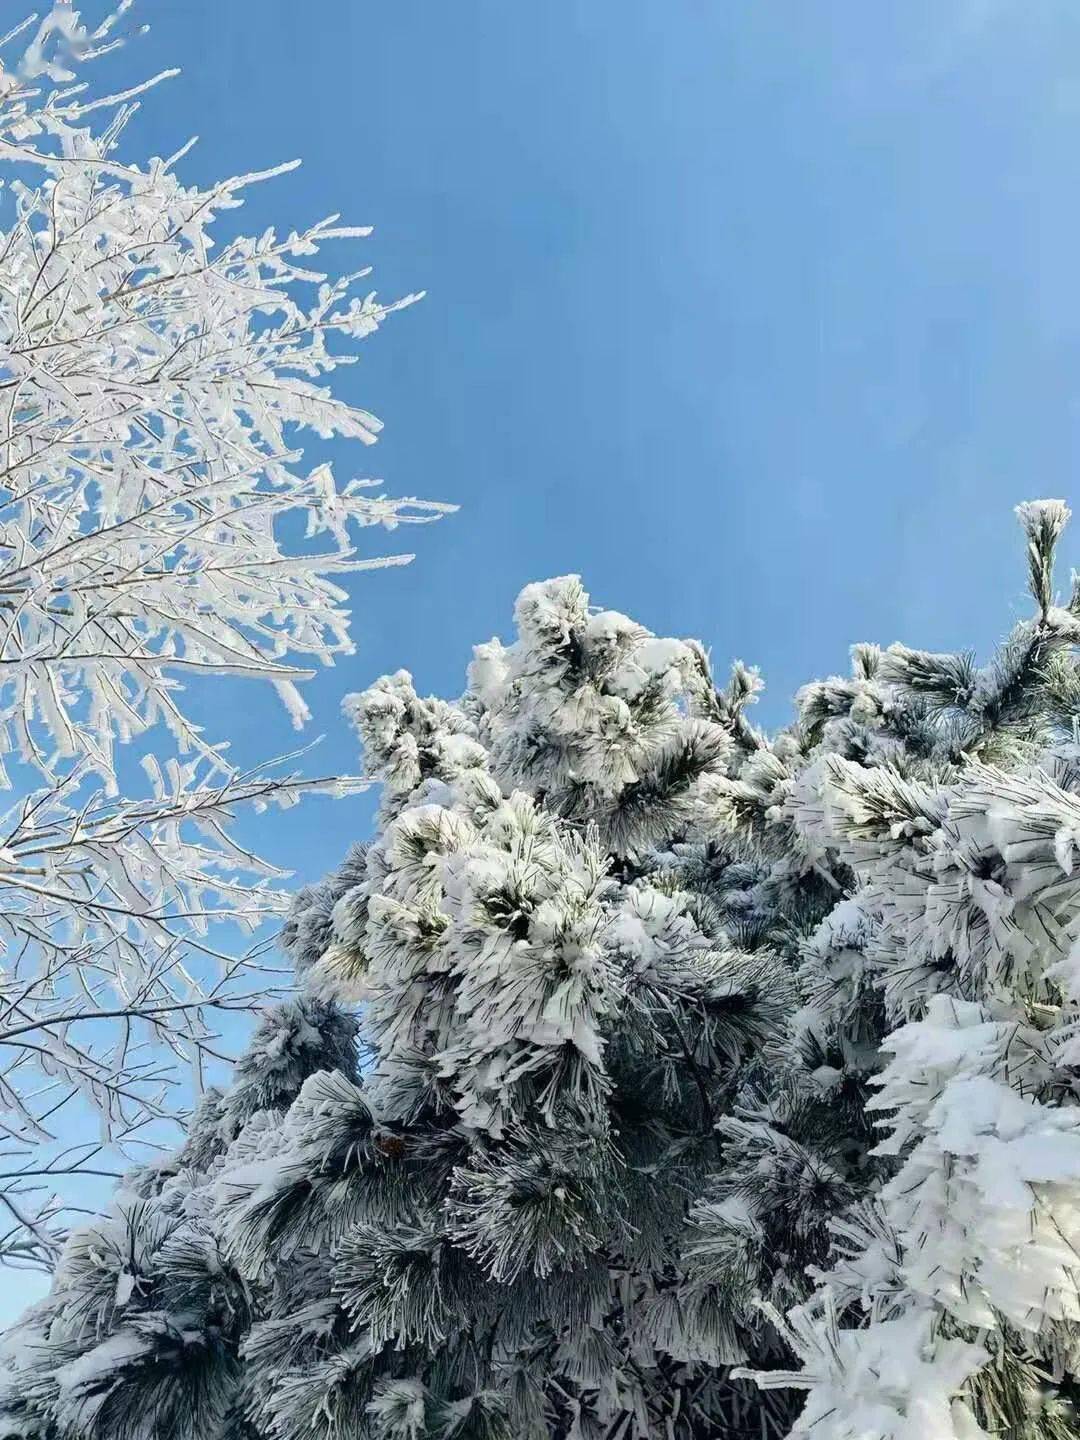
[0,2,450,1266]
[11,487,1080,1432]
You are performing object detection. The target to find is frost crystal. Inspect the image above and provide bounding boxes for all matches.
[0,5,449,1265]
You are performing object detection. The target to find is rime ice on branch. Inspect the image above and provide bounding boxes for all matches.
[13,500,1080,1439]
[4,570,805,1440]
[0,5,450,1269]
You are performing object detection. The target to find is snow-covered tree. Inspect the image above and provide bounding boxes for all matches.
[734,500,1080,1440]
[0,6,449,1269]
[8,499,1080,1440]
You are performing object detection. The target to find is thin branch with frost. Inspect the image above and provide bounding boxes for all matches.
[0,4,451,1264]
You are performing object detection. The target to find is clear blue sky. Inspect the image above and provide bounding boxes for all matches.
[108,0,1080,892]
[9,0,1080,1316]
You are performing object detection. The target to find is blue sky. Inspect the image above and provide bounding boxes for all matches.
[114,0,1080,793]
[105,0,1080,897]
[8,0,1080,1316]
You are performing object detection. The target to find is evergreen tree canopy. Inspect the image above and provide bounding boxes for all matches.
[7,502,1080,1440]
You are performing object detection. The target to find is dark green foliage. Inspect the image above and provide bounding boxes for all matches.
[9,505,1080,1440]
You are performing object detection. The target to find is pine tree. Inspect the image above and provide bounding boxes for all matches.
[7,502,1080,1439]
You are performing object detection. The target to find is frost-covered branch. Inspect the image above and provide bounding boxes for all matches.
[0,4,450,1264]
[5,503,1080,1436]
